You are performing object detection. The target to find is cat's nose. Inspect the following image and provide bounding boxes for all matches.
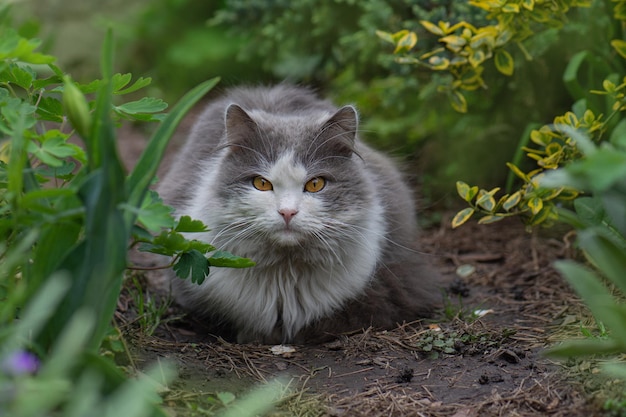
[278,208,299,225]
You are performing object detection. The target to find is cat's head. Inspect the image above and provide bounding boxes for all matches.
[209,104,380,252]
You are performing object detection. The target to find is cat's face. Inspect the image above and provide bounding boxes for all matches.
[209,105,374,251]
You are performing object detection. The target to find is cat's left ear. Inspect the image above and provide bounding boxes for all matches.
[320,105,358,156]
[224,104,258,151]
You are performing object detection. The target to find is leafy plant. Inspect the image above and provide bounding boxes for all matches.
[541,131,626,377]
[128,275,173,337]
[0,5,259,415]
[390,0,626,378]
[377,0,592,113]
[446,0,626,229]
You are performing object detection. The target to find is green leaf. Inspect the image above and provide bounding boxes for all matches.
[140,230,213,256]
[578,229,626,295]
[449,90,467,113]
[115,97,168,115]
[174,249,210,284]
[494,49,514,76]
[115,76,152,95]
[420,20,444,36]
[375,30,395,45]
[36,97,64,122]
[547,338,622,358]
[187,239,215,254]
[3,63,35,89]
[527,197,543,215]
[111,73,132,92]
[32,74,63,90]
[574,197,605,227]
[609,118,626,149]
[554,260,626,345]
[209,250,256,268]
[478,215,505,225]
[0,28,55,63]
[610,39,626,59]
[394,31,417,54]
[217,392,236,406]
[28,135,80,167]
[567,149,626,191]
[451,208,475,228]
[135,190,175,232]
[175,215,208,233]
[152,230,189,254]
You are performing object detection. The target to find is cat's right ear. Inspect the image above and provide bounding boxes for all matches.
[224,104,258,151]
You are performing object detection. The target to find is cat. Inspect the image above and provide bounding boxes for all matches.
[157,85,439,344]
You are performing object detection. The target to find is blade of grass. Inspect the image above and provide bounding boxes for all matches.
[125,77,219,222]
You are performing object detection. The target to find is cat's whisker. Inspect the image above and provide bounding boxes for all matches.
[323,218,431,256]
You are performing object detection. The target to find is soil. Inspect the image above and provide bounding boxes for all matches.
[118,114,621,417]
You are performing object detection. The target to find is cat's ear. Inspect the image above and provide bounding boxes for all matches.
[319,106,358,157]
[224,104,258,151]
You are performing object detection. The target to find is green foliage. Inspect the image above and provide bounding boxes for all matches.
[419,0,626,375]
[450,1,626,228]
[129,275,173,337]
[0,7,258,415]
[0,274,175,417]
[542,131,626,377]
[378,0,592,112]
[135,215,255,285]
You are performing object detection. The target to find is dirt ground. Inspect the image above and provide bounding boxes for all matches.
[118,114,622,417]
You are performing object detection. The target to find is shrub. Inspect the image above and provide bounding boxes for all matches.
[378,0,626,373]
[0,6,247,415]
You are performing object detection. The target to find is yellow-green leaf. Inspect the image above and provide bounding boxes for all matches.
[501,3,520,13]
[494,49,514,76]
[611,39,626,60]
[530,129,549,146]
[375,30,395,45]
[391,30,409,43]
[506,162,529,182]
[502,191,522,211]
[476,192,496,211]
[452,208,475,228]
[428,56,450,70]
[449,89,467,113]
[420,20,444,36]
[394,32,418,54]
[468,49,486,68]
[527,197,544,215]
[457,182,478,202]
[441,35,467,49]
[522,0,534,10]
[603,79,616,93]
[456,181,471,201]
[528,206,553,225]
[478,215,505,225]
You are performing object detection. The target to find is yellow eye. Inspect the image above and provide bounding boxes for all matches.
[252,176,273,191]
[304,177,326,193]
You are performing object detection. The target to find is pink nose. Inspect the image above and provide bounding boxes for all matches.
[278,208,298,225]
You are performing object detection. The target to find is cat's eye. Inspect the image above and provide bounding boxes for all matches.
[252,176,273,191]
[304,177,326,193]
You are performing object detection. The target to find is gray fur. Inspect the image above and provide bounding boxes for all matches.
[158,85,438,344]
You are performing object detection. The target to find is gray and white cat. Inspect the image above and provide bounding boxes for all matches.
[158,85,438,344]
